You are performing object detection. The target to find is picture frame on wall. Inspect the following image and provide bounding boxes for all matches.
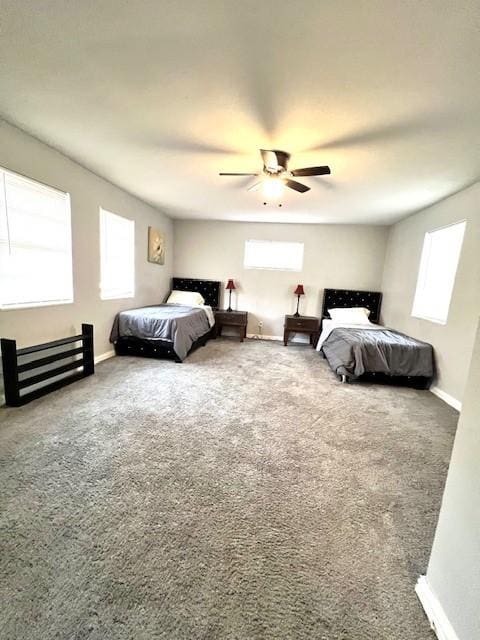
[148,227,165,265]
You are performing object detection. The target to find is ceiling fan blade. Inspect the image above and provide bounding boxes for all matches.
[291,166,331,177]
[247,181,264,192]
[284,179,310,193]
[219,172,259,176]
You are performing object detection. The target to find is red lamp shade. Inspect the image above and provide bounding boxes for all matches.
[294,284,305,296]
[226,279,236,290]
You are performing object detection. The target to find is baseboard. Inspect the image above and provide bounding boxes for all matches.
[95,349,115,364]
[246,334,312,344]
[415,576,460,640]
[430,386,462,412]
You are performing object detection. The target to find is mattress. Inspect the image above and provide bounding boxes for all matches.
[110,303,213,361]
[319,321,434,381]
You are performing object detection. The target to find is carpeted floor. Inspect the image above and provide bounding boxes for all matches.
[0,339,457,640]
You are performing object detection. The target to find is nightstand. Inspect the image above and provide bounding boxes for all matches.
[284,315,320,347]
[215,310,248,342]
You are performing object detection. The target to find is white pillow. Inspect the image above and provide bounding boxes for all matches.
[328,307,372,324]
[166,290,205,306]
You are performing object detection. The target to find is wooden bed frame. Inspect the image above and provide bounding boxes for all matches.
[113,277,221,362]
[321,288,432,389]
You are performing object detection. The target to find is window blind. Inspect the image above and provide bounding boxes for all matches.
[0,168,73,309]
[412,221,466,324]
[99,208,135,300]
[244,240,304,271]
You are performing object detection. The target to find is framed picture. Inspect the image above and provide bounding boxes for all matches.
[148,227,165,265]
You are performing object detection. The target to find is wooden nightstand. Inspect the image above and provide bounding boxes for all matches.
[215,310,248,342]
[284,314,320,347]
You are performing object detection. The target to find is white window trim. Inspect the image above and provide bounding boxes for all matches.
[101,291,135,301]
[411,313,448,326]
[0,167,74,310]
[1,299,74,311]
[411,220,466,325]
[99,207,135,301]
[244,265,302,273]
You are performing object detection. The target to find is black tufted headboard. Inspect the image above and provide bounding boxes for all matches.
[322,288,383,324]
[171,277,221,309]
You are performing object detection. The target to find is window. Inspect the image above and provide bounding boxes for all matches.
[244,240,304,271]
[0,168,73,309]
[100,208,135,299]
[412,221,466,325]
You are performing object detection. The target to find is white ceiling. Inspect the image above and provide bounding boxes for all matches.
[0,0,479,224]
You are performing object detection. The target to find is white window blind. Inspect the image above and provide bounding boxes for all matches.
[0,168,73,309]
[412,221,466,325]
[244,240,304,271]
[100,208,135,300]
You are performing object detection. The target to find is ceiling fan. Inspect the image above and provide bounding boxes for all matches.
[219,149,331,198]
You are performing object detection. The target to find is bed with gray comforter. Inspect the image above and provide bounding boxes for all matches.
[110,304,212,361]
[321,327,435,386]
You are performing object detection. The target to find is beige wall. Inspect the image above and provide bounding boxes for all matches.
[422,319,480,640]
[381,183,480,403]
[0,120,173,357]
[174,220,388,338]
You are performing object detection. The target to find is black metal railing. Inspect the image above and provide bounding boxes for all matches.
[1,324,94,407]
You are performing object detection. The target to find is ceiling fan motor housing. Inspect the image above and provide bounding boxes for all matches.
[261,149,290,174]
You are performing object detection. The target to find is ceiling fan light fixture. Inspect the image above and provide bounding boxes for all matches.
[219,149,331,197]
[263,177,284,200]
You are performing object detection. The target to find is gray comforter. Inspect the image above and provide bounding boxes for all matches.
[110,304,211,361]
[321,327,434,380]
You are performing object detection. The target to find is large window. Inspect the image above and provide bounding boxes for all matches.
[412,221,466,325]
[0,168,73,309]
[244,240,304,271]
[99,208,135,300]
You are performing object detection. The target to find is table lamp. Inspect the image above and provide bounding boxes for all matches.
[226,279,236,312]
[293,284,305,317]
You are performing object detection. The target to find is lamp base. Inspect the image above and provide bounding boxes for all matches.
[294,294,302,317]
[226,289,233,312]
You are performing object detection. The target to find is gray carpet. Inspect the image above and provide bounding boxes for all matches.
[0,339,457,640]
